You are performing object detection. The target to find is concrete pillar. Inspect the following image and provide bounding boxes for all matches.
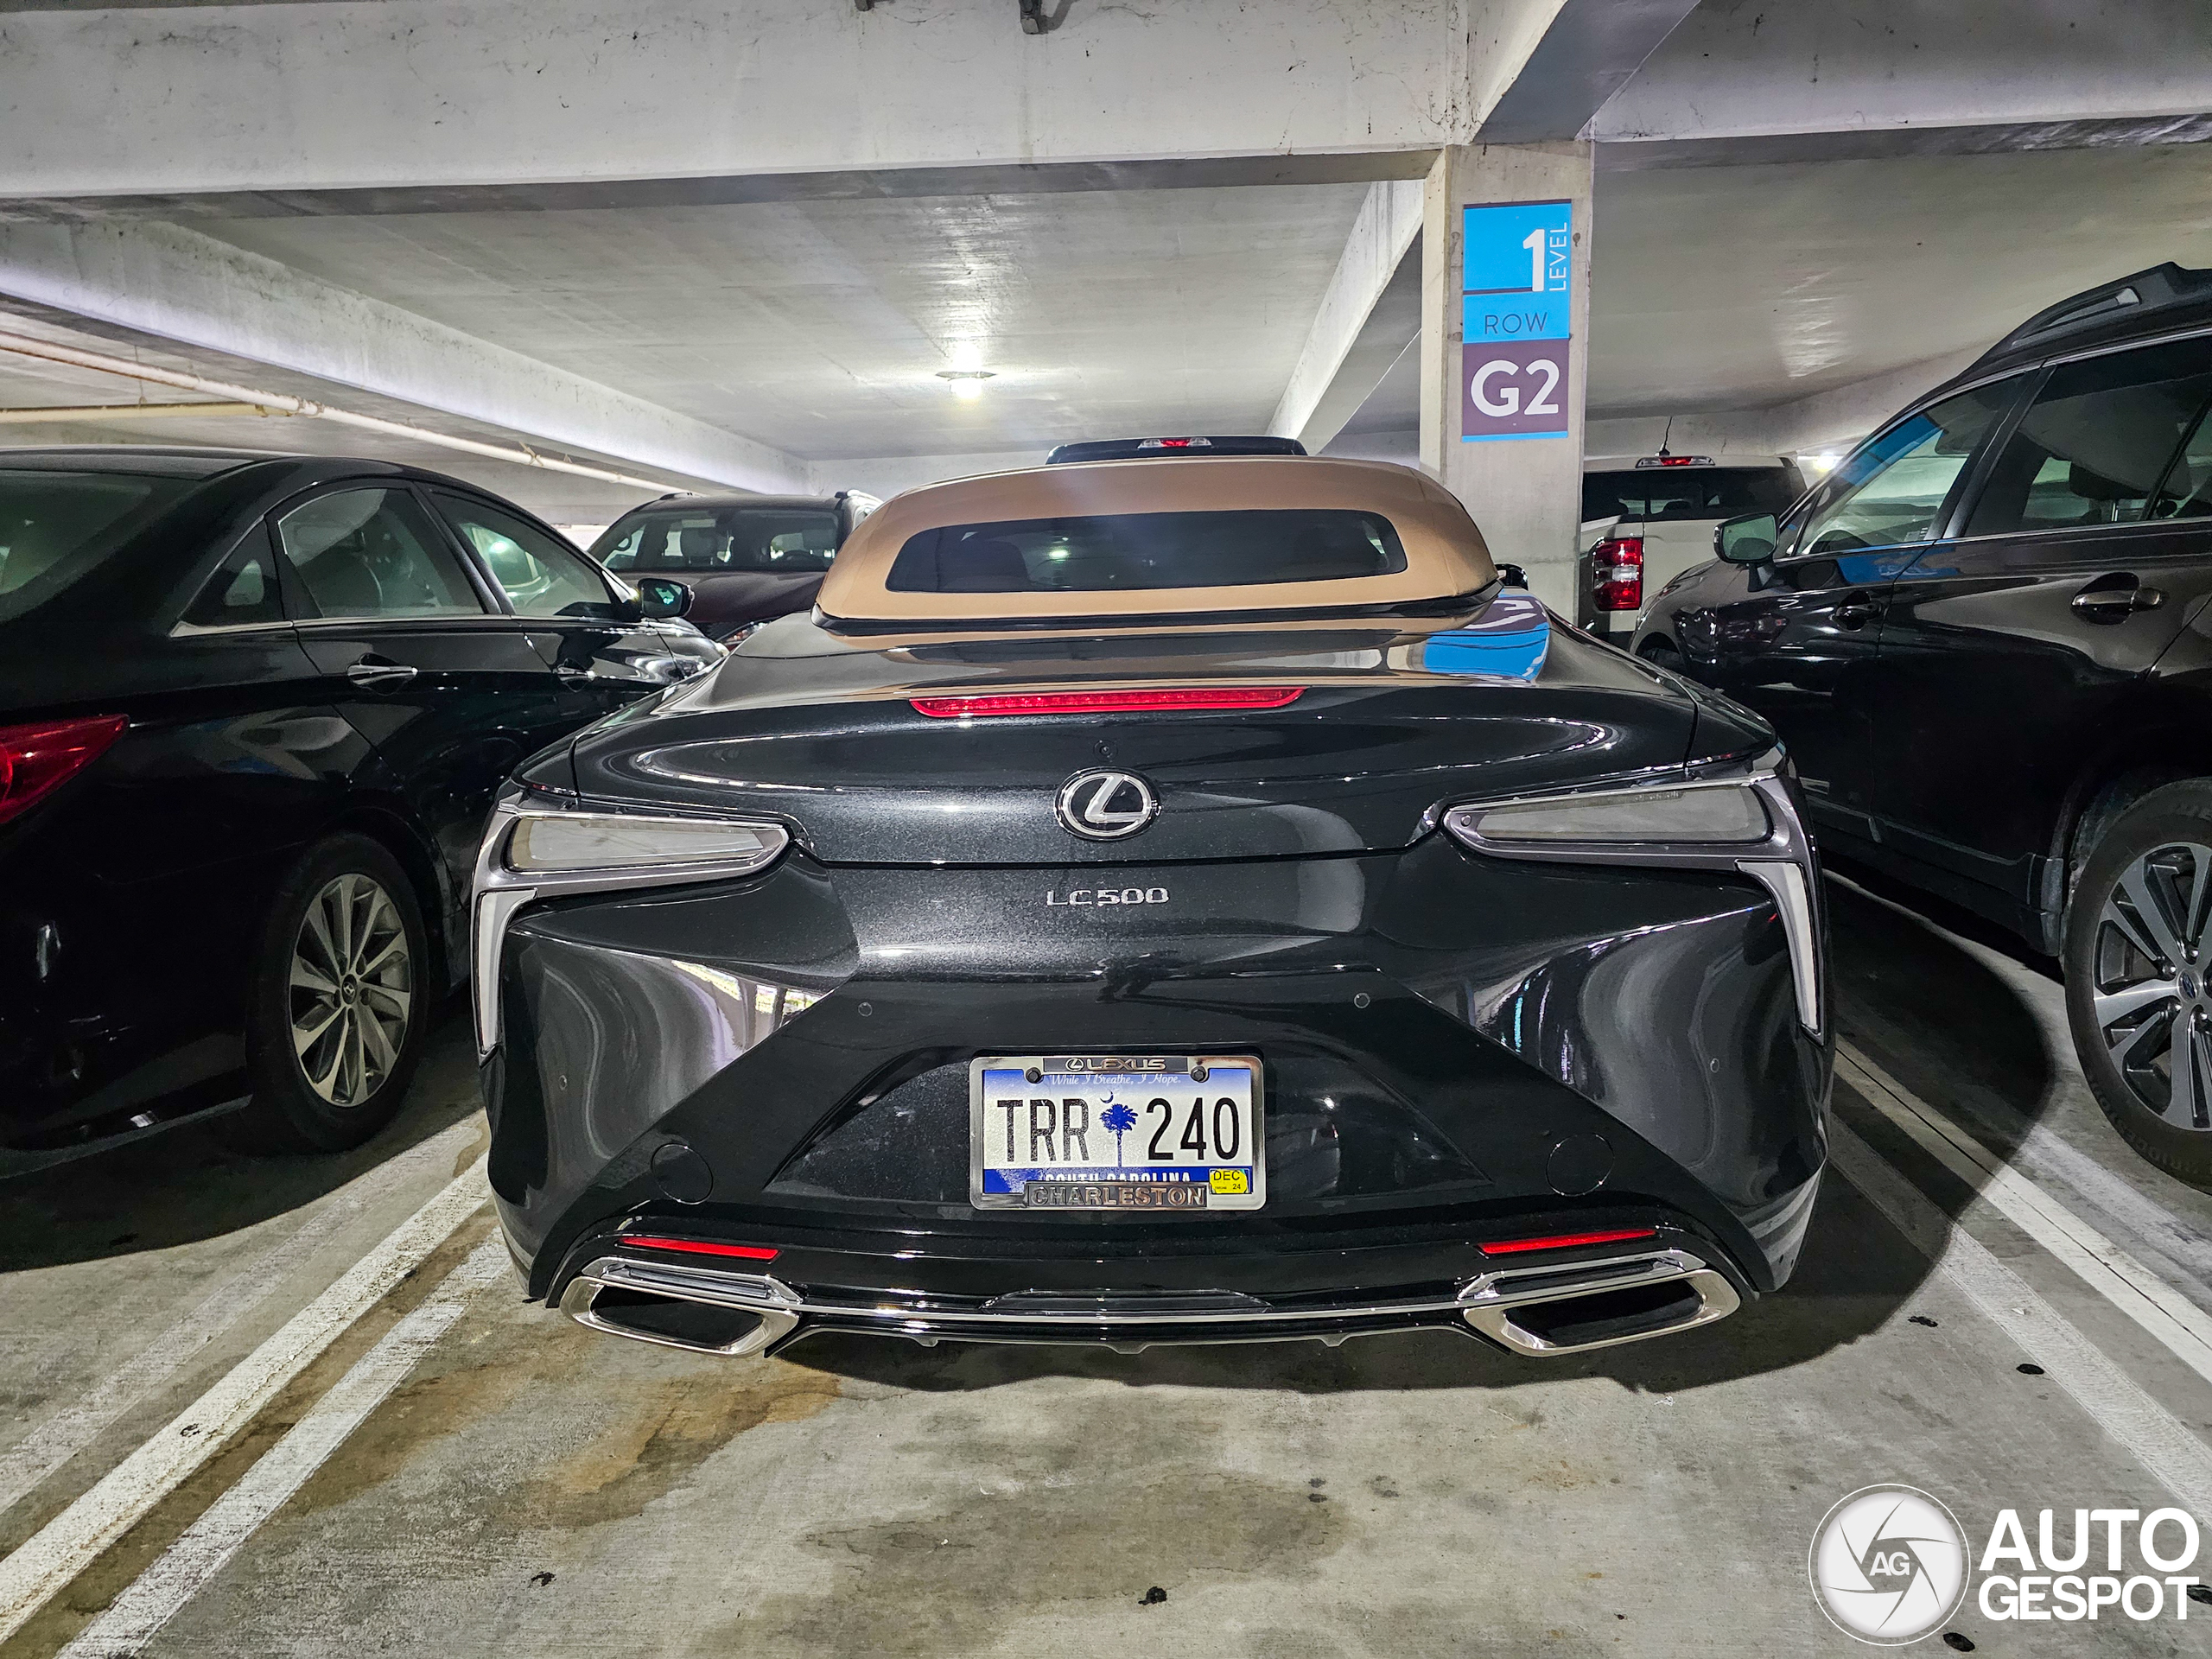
[1419,143,1594,620]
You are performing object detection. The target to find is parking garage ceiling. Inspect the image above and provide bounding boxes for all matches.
[196,185,1377,468]
[0,0,2204,518]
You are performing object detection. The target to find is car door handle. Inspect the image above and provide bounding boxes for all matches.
[1833,594,1883,629]
[2071,582,2165,620]
[345,660,419,688]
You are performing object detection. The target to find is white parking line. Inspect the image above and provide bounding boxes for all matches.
[1831,1119,2212,1512]
[54,1237,510,1659]
[1837,1042,2212,1390]
[0,1158,491,1648]
[0,1119,483,1518]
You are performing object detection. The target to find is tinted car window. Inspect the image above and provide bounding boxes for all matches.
[181,535,284,628]
[0,471,197,625]
[1964,340,2212,537]
[1789,379,2020,557]
[2152,397,2212,519]
[277,488,485,620]
[432,492,620,619]
[886,510,1408,594]
[1580,467,1802,523]
[595,508,839,575]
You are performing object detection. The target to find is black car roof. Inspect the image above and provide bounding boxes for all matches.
[1955,262,2212,383]
[0,446,290,479]
[0,446,525,495]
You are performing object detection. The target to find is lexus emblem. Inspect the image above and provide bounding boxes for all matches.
[1056,770,1160,841]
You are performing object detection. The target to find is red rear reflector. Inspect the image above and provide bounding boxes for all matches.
[622,1236,779,1261]
[911,687,1304,718]
[1478,1227,1656,1257]
[1592,536,1644,613]
[0,715,128,827]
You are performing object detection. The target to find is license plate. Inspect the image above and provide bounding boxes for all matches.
[969,1054,1265,1211]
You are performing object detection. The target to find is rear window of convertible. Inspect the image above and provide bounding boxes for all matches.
[885,509,1408,594]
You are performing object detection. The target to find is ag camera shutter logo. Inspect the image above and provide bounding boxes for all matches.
[1809,1485,1969,1644]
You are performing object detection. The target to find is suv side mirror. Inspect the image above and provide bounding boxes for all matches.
[633,576,693,620]
[1495,563,1529,589]
[1715,513,1779,566]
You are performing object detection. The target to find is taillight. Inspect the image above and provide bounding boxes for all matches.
[1478,1227,1656,1256]
[0,715,127,827]
[911,686,1304,718]
[1592,537,1644,613]
[621,1236,779,1261]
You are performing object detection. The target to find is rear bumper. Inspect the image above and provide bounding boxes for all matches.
[483,831,1829,1352]
[556,1226,1749,1358]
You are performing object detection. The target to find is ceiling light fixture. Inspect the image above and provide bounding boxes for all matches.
[937,369,996,402]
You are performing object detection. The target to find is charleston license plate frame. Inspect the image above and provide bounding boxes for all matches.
[969,1053,1266,1211]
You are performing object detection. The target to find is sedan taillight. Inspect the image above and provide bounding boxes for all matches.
[0,715,127,827]
[1592,537,1645,613]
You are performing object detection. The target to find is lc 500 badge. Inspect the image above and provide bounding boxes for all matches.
[1046,887,1168,907]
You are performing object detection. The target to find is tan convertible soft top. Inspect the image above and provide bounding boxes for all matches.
[813,456,1495,628]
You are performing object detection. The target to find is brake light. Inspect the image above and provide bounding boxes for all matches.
[1478,1227,1656,1256]
[0,715,127,827]
[1592,537,1644,612]
[1137,437,1208,449]
[621,1236,779,1261]
[911,686,1304,718]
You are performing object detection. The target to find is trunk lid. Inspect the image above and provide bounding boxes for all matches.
[566,600,1717,866]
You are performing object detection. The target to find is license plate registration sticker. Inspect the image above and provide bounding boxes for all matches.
[969,1054,1265,1211]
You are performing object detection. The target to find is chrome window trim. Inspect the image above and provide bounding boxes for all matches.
[1436,752,1824,1034]
[1929,512,2212,553]
[287,612,499,632]
[469,792,793,1055]
[165,617,298,639]
[2038,317,2212,371]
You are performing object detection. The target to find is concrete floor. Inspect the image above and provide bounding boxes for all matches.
[9,881,2212,1656]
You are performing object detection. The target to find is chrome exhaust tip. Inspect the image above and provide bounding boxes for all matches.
[558,1258,800,1357]
[1458,1248,1740,1356]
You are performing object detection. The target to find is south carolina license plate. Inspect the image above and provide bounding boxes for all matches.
[969,1054,1265,1211]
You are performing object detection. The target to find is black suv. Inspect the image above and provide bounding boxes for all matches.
[587,491,877,644]
[1634,264,2212,1183]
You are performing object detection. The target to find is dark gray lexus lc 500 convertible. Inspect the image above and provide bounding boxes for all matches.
[473,448,1830,1360]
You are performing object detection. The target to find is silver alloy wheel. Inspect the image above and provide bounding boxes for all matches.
[289,872,412,1108]
[2094,841,2212,1129]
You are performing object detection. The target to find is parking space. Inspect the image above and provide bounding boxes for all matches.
[3,883,2211,1656]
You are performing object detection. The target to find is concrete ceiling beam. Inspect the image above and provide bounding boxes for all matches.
[1267,181,1425,451]
[0,0,1507,213]
[0,217,811,496]
[1476,0,1706,143]
[1592,0,2212,162]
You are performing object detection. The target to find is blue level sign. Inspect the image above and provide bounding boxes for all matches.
[1461,200,1572,343]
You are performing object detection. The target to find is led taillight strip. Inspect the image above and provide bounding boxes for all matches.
[1477,1227,1656,1257]
[911,686,1304,718]
[621,1236,779,1261]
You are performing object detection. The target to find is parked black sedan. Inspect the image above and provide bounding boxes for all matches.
[478,452,1828,1361]
[0,448,719,1164]
[1634,263,2212,1183]
[587,490,876,644]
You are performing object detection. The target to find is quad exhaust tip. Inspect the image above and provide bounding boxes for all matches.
[1457,1248,1740,1356]
[557,1245,1739,1359]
